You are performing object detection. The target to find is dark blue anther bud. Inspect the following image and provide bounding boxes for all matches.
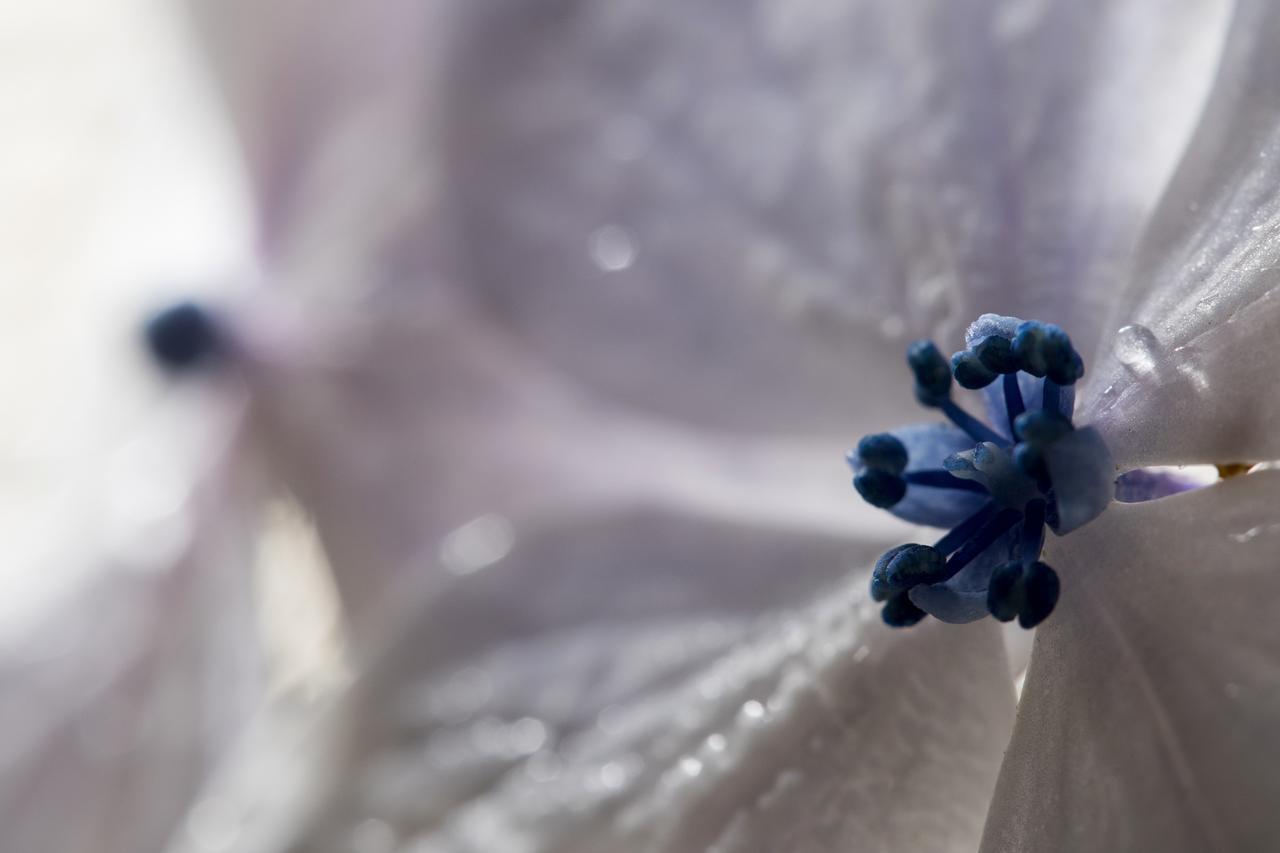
[951,350,997,389]
[986,562,1024,622]
[854,469,907,508]
[872,544,913,599]
[1019,561,1060,628]
[882,543,948,588]
[975,335,1018,374]
[1011,321,1049,377]
[1014,410,1073,445]
[1012,442,1049,484]
[881,591,928,628]
[144,301,223,372]
[870,571,894,603]
[855,433,909,475]
[907,340,952,404]
[1047,348,1085,386]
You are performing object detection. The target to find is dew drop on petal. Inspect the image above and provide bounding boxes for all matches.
[439,514,515,575]
[1114,324,1162,378]
[589,225,637,272]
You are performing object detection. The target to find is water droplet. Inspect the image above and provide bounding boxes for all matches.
[679,755,704,777]
[589,225,638,272]
[509,717,549,754]
[740,700,766,721]
[440,514,515,575]
[705,733,727,753]
[600,761,628,790]
[1114,324,1161,378]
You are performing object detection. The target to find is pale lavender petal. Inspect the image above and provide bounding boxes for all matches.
[982,469,1280,852]
[175,533,1016,853]
[1086,0,1280,468]
[863,422,987,528]
[1043,426,1113,534]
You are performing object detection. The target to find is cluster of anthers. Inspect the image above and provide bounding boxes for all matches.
[848,314,1113,630]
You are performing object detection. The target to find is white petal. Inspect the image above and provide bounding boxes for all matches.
[982,469,1280,852]
[1084,1,1280,468]
[194,0,1230,436]
[244,297,892,618]
[431,0,1232,434]
[185,524,1015,853]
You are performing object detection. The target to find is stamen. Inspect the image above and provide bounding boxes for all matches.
[904,470,988,492]
[855,433,908,474]
[975,335,1018,374]
[881,591,928,627]
[1002,374,1025,436]
[934,501,999,555]
[941,507,1021,579]
[144,301,224,372]
[853,469,906,508]
[907,340,953,404]
[1018,561,1060,628]
[1042,379,1061,414]
[854,314,1108,630]
[1019,499,1046,567]
[939,399,1008,446]
[951,350,997,389]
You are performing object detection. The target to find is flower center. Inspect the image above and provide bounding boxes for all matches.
[849,315,1113,630]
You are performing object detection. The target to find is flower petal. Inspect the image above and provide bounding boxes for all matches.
[1085,1,1280,468]
[433,0,1230,436]
[196,0,1231,437]
[191,516,1016,852]
[982,469,1280,852]
[868,422,987,528]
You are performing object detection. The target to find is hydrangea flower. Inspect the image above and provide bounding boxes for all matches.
[122,0,1280,851]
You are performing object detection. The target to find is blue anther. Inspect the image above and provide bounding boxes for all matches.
[871,544,913,600]
[854,469,907,508]
[144,301,223,372]
[904,470,989,493]
[934,501,999,555]
[951,350,997,389]
[1012,443,1049,489]
[1019,561,1060,628]
[880,543,949,589]
[1041,325,1083,386]
[975,335,1018,374]
[939,399,1009,446]
[851,313,1107,631]
[1019,499,1046,567]
[941,507,1021,579]
[1014,410,1073,445]
[1002,373,1025,436]
[907,340,953,404]
[1012,321,1049,377]
[1042,379,1061,414]
[882,590,928,627]
[855,433,909,475]
[986,562,1023,622]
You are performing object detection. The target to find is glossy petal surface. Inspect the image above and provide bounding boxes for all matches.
[1086,0,1280,467]
[982,470,1280,853]
[186,517,1015,853]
